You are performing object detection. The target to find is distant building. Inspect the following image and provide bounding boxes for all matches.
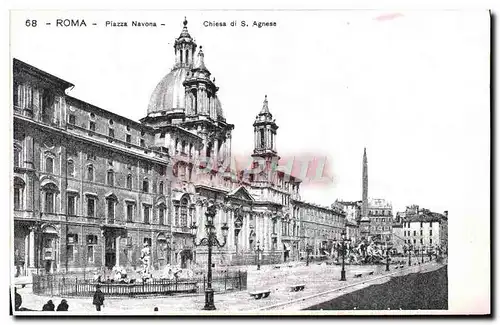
[367,198,393,243]
[401,205,448,254]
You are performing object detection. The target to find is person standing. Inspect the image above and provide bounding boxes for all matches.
[92,284,105,311]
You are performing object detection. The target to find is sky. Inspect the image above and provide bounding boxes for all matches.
[10,10,490,215]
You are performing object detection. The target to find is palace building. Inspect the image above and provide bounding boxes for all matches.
[12,18,346,276]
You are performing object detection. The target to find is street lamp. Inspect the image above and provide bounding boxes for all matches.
[190,204,229,311]
[255,240,262,270]
[333,230,351,281]
[305,243,312,266]
[408,244,412,266]
[385,242,390,272]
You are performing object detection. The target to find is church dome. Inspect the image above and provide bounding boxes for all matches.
[147,67,188,115]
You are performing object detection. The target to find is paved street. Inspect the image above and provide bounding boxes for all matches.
[305,265,447,310]
[13,260,446,315]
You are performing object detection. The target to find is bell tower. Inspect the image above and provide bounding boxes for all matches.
[252,95,279,158]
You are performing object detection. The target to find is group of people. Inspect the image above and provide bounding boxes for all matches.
[14,285,106,312]
[41,299,69,311]
[13,288,68,312]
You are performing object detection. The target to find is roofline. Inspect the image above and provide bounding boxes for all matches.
[13,58,74,89]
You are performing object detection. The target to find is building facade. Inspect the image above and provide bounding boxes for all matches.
[367,198,394,243]
[12,18,346,276]
[401,205,448,254]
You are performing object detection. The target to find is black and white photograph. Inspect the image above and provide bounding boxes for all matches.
[8,9,490,315]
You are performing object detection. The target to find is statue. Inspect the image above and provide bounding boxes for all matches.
[141,242,152,276]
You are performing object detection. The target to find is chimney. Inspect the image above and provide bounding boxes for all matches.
[444,211,448,217]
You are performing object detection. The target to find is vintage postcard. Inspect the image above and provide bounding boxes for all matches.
[9,9,490,316]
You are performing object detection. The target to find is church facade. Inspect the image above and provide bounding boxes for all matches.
[12,18,346,276]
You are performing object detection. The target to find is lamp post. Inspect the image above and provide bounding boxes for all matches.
[334,230,351,281]
[190,204,229,311]
[421,245,425,264]
[255,240,262,270]
[385,242,390,272]
[408,244,412,266]
[305,243,312,266]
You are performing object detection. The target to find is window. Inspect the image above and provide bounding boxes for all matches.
[87,197,95,217]
[68,114,76,125]
[420,238,423,244]
[127,174,133,190]
[89,121,96,132]
[107,170,114,186]
[140,139,145,148]
[107,200,115,221]
[45,157,54,174]
[143,205,150,224]
[67,160,74,177]
[14,146,21,168]
[159,206,165,225]
[68,195,76,216]
[45,192,54,213]
[87,165,94,182]
[413,230,416,236]
[413,239,416,244]
[126,134,131,144]
[260,129,265,148]
[14,177,24,210]
[142,179,149,193]
[430,229,433,236]
[430,239,433,244]
[180,199,188,227]
[87,246,94,263]
[420,222,423,228]
[67,234,78,262]
[159,181,164,195]
[181,141,187,154]
[14,187,22,210]
[108,128,114,140]
[160,166,166,176]
[420,230,423,236]
[126,203,134,222]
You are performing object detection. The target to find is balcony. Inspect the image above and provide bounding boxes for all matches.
[172,225,191,234]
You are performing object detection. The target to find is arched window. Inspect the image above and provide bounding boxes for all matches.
[13,177,25,210]
[107,170,114,186]
[67,159,74,177]
[180,198,188,227]
[87,164,94,182]
[158,204,166,225]
[159,181,164,195]
[142,178,149,193]
[45,157,54,174]
[126,174,133,190]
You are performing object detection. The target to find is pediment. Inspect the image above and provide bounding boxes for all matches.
[227,186,254,202]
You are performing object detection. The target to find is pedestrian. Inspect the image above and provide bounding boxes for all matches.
[42,300,55,311]
[14,288,22,311]
[56,299,69,311]
[93,284,105,311]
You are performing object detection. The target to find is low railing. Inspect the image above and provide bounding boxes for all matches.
[32,271,247,297]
